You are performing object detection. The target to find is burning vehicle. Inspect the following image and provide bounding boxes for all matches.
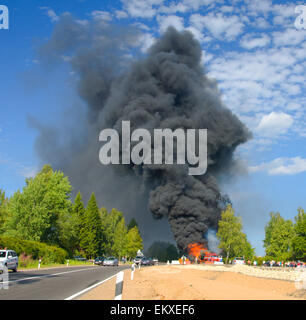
[179,243,223,265]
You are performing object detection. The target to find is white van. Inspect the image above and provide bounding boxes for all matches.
[232,257,245,265]
[0,250,18,272]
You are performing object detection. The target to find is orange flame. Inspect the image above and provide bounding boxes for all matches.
[187,243,208,262]
[184,243,220,264]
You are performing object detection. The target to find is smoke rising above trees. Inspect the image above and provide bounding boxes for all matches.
[33,15,251,251]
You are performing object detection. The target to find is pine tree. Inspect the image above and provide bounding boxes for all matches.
[102,208,124,256]
[291,207,306,261]
[113,217,128,259]
[73,192,85,235]
[80,193,103,259]
[127,218,138,230]
[145,241,177,262]
[126,226,143,260]
[72,192,85,253]
[0,189,8,234]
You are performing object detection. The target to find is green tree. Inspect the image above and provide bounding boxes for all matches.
[264,212,294,261]
[125,226,143,259]
[127,218,138,231]
[217,205,254,263]
[58,192,85,255]
[101,208,124,255]
[241,233,255,260]
[4,165,72,245]
[263,212,282,250]
[0,189,8,234]
[146,241,178,262]
[80,193,103,259]
[113,217,128,259]
[291,207,306,261]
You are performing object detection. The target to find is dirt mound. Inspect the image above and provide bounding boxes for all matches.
[79,265,304,300]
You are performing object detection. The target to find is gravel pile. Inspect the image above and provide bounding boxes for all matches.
[175,264,306,282]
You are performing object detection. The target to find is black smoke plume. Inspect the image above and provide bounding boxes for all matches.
[33,15,251,251]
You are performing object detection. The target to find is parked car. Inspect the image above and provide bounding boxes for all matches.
[153,258,158,265]
[263,261,270,267]
[133,256,143,265]
[103,257,119,266]
[73,256,87,261]
[0,249,18,272]
[94,257,105,265]
[140,257,154,266]
[263,261,278,267]
[232,257,245,265]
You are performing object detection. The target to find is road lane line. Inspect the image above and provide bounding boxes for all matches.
[2,267,101,284]
[64,272,119,300]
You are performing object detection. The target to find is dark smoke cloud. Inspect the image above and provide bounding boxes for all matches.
[32,15,251,251]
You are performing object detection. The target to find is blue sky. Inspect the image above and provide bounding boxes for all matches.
[0,0,305,255]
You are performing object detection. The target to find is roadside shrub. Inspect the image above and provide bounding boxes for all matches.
[255,256,265,266]
[0,236,68,263]
[18,253,36,268]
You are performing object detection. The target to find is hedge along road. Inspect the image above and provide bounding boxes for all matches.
[0,265,129,300]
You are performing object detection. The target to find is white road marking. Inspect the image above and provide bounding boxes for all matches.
[65,273,119,300]
[2,267,101,284]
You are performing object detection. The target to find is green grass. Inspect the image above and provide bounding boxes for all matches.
[19,259,93,270]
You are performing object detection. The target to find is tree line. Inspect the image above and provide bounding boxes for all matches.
[0,165,143,259]
[217,204,305,263]
[0,164,304,262]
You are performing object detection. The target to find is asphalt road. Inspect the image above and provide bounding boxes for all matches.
[0,265,129,300]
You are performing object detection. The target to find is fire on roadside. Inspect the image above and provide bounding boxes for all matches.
[179,243,222,264]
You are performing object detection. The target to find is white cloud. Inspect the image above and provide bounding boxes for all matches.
[0,154,38,178]
[37,1,306,155]
[76,19,89,26]
[119,0,220,18]
[246,0,272,17]
[133,22,150,31]
[287,102,302,111]
[17,166,38,179]
[206,40,305,141]
[219,5,234,13]
[273,28,306,47]
[159,0,217,14]
[91,10,112,21]
[253,17,270,29]
[115,10,128,19]
[185,26,205,42]
[189,12,244,41]
[272,3,296,26]
[159,1,190,14]
[240,34,270,50]
[249,157,306,175]
[40,7,59,22]
[138,33,156,52]
[201,50,213,64]
[120,0,164,18]
[256,112,293,137]
[157,15,185,33]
